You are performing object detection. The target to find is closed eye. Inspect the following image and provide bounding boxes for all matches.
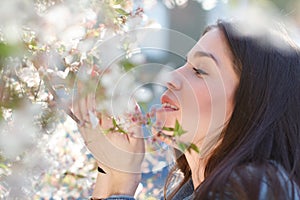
[193,67,208,75]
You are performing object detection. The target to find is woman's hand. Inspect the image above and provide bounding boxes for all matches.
[73,93,145,172]
[72,83,145,197]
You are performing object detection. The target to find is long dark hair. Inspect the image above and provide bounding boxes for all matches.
[165,20,300,199]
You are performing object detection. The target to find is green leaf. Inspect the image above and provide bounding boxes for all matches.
[147,117,152,126]
[64,171,86,179]
[117,126,127,134]
[0,87,23,109]
[75,174,86,179]
[173,120,187,137]
[0,108,3,121]
[188,143,200,154]
[0,42,24,58]
[175,119,180,130]
[112,0,123,5]
[162,126,174,131]
[0,163,8,169]
[115,8,129,16]
[102,129,110,135]
[178,142,188,153]
[138,102,148,112]
[112,118,117,127]
[120,59,136,71]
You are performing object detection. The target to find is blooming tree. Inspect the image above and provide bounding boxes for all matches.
[0,0,201,198]
[0,0,152,198]
[2,0,295,198]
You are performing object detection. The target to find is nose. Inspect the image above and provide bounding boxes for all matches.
[166,70,182,90]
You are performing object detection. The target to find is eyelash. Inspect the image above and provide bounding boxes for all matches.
[193,67,208,76]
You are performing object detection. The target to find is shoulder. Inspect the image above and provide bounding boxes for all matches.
[171,178,193,200]
[226,161,300,200]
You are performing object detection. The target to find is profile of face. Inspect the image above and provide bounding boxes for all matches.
[155,28,239,153]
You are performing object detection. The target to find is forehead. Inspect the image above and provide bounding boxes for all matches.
[188,28,232,66]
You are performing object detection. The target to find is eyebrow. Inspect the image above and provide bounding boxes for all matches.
[192,51,219,67]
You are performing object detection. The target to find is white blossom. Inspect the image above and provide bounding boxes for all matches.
[88,111,99,129]
[134,86,153,102]
[17,67,40,88]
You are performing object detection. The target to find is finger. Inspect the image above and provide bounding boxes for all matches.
[86,93,100,129]
[72,81,85,123]
[84,125,144,173]
[85,92,93,113]
[128,121,143,139]
[72,86,91,142]
[100,113,114,130]
[153,131,176,146]
[107,131,144,168]
[72,97,86,127]
[80,93,89,119]
[128,103,144,139]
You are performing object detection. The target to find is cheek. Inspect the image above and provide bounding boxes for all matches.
[195,85,212,116]
[184,77,229,141]
[208,77,236,133]
[179,82,212,142]
[184,77,212,116]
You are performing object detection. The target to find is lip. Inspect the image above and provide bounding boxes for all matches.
[160,94,180,111]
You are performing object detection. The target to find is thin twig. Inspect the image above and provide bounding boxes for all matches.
[34,79,42,100]
[43,75,81,125]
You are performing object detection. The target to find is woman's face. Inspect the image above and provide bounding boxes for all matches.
[155,28,239,151]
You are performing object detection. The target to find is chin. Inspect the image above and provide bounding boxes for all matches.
[155,111,181,128]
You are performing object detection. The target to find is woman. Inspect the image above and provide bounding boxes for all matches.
[74,19,300,199]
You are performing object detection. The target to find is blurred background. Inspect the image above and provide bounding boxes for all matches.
[144,0,300,63]
[0,0,299,199]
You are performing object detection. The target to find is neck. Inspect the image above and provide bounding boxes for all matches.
[185,129,223,188]
[184,151,207,189]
